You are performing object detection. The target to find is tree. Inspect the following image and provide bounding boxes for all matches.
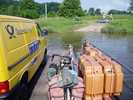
[7,5,15,15]
[88,8,95,16]
[95,8,101,15]
[129,0,133,11]
[108,9,129,15]
[84,10,88,15]
[47,2,60,13]
[0,0,15,6]
[0,0,17,15]
[37,2,60,15]
[20,0,36,9]
[58,0,84,17]
[0,0,61,18]
[20,0,39,18]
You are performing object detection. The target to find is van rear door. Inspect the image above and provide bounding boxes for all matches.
[0,21,29,71]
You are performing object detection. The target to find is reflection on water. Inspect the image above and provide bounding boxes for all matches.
[48,32,83,52]
[47,33,64,56]
[48,32,133,100]
[61,32,83,49]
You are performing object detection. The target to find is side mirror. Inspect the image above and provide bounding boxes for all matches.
[41,29,48,36]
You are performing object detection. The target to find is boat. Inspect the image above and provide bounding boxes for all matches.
[47,42,124,100]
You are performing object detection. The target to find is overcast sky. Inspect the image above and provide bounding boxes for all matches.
[35,0,130,12]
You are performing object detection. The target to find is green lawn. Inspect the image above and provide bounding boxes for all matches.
[102,15,133,34]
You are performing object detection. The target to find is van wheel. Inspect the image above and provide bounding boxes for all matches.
[17,73,29,100]
[19,82,28,100]
[42,48,48,66]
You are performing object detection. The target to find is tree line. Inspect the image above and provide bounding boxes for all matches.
[0,0,107,18]
[0,0,133,19]
[0,0,60,19]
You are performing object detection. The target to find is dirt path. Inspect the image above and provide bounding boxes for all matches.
[75,23,106,33]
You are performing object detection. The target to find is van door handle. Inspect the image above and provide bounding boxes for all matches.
[31,57,37,65]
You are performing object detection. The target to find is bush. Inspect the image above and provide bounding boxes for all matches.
[58,0,84,17]
[48,12,57,17]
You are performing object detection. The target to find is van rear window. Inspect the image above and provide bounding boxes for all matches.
[36,23,42,36]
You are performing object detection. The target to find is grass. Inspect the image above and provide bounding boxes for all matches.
[101,15,133,34]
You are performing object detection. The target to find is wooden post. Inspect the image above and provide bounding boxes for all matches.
[45,3,47,20]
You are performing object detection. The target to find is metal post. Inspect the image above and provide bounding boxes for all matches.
[45,3,47,19]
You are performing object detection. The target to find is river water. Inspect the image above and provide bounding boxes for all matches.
[48,32,133,100]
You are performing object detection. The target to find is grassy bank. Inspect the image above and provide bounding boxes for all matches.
[37,16,100,48]
[102,15,133,34]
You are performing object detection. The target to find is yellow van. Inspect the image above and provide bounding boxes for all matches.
[0,15,47,100]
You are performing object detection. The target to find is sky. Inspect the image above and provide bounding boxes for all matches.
[35,0,130,12]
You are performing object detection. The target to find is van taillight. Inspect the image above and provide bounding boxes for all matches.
[0,81,9,94]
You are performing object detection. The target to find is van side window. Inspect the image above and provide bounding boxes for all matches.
[36,23,42,37]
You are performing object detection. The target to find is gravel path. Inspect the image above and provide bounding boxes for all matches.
[75,23,106,33]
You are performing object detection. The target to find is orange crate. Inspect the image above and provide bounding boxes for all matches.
[80,56,104,95]
[84,95,103,100]
[95,55,115,96]
[112,61,124,95]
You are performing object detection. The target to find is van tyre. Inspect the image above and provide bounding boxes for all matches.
[42,48,48,66]
[19,82,28,100]
[17,73,29,100]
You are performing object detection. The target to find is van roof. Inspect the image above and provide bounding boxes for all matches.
[0,15,34,22]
